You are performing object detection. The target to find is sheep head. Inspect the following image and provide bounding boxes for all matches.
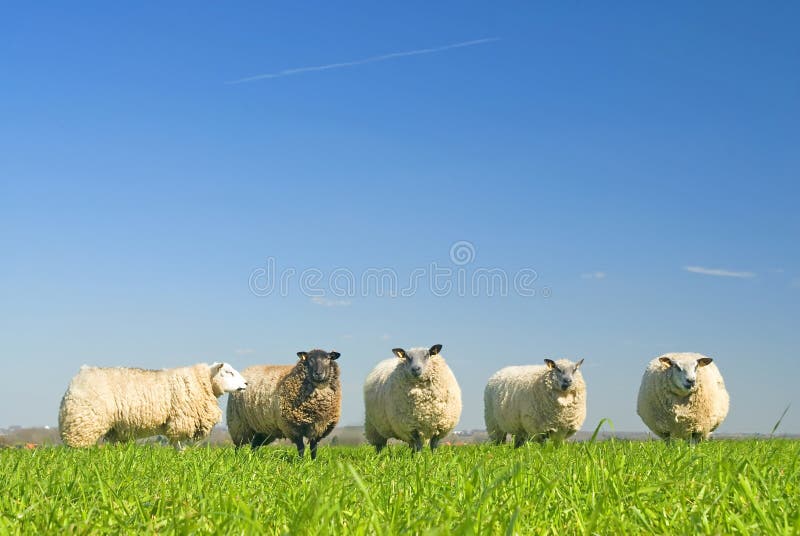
[544,358,584,393]
[658,355,713,396]
[210,362,248,396]
[392,344,442,380]
[297,349,341,384]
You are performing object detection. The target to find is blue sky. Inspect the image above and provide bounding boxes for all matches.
[1,2,798,433]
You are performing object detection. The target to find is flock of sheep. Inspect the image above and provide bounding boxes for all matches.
[58,346,730,456]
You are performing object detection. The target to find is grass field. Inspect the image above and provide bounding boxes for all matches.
[2,440,798,534]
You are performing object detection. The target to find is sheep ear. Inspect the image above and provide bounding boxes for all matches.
[211,362,224,374]
[574,358,584,371]
[297,352,308,361]
[544,359,556,369]
[659,356,673,367]
[697,357,713,367]
[429,344,442,356]
[392,348,406,359]
[329,351,340,360]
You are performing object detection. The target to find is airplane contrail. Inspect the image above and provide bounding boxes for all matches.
[226,37,500,84]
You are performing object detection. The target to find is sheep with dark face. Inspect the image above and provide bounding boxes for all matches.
[363,344,462,453]
[484,358,587,447]
[227,349,341,459]
[637,352,729,442]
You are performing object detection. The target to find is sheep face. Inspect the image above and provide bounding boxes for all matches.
[297,349,341,384]
[544,358,584,392]
[210,362,248,395]
[392,344,442,379]
[658,355,713,396]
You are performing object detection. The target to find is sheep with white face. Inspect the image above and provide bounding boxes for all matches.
[484,358,587,447]
[637,352,729,442]
[364,344,462,453]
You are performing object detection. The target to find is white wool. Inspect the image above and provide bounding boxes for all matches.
[58,362,245,447]
[637,352,729,441]
[484,359,586,445]
[364,353,461,451]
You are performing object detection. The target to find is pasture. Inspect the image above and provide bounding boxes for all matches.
[1,439,798,534]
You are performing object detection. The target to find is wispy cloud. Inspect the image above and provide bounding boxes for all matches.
[234,348,254,355]
[226,37,500,84]
[311,296,352,307]
[581,272,607,280]
[684,266,756,278]
[380,334,391,341]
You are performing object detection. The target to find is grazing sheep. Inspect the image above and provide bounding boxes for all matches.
[364,344,462,453]
[226,349,341,459]
[484,358,586,447]
[637,352,729,442]
[59,362,247,448]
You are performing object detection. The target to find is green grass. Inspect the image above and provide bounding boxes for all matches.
[1,440,799,534]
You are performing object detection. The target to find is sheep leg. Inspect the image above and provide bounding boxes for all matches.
[292,437,306,458]
[309,439,319,460]
[690,432,702,444]
[373,440,387,453]
[365,421,387,453]
[231,428,256,449]
[485,410,506,445]
[103,429,121,445]
[250,433,270,449]
[487,428,507,446]
[321,422,337,440]
[410,431,423,454]
[430,434,442,451]
[513,434,529,448]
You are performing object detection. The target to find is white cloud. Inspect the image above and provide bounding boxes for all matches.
[581,272,606,280]
[684,266,756,278]
[311,296,352,307]
[380,334,391,341]
[227,37,500,84]
[234,348,254,355]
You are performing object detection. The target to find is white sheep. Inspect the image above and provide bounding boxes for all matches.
[637,352,729,442]
[484,358,586,446]
[58,362,247,448]
[364,344,462,453]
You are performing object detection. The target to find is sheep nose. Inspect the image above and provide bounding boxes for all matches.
[411,366,422,376]
[685,379,695,388]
